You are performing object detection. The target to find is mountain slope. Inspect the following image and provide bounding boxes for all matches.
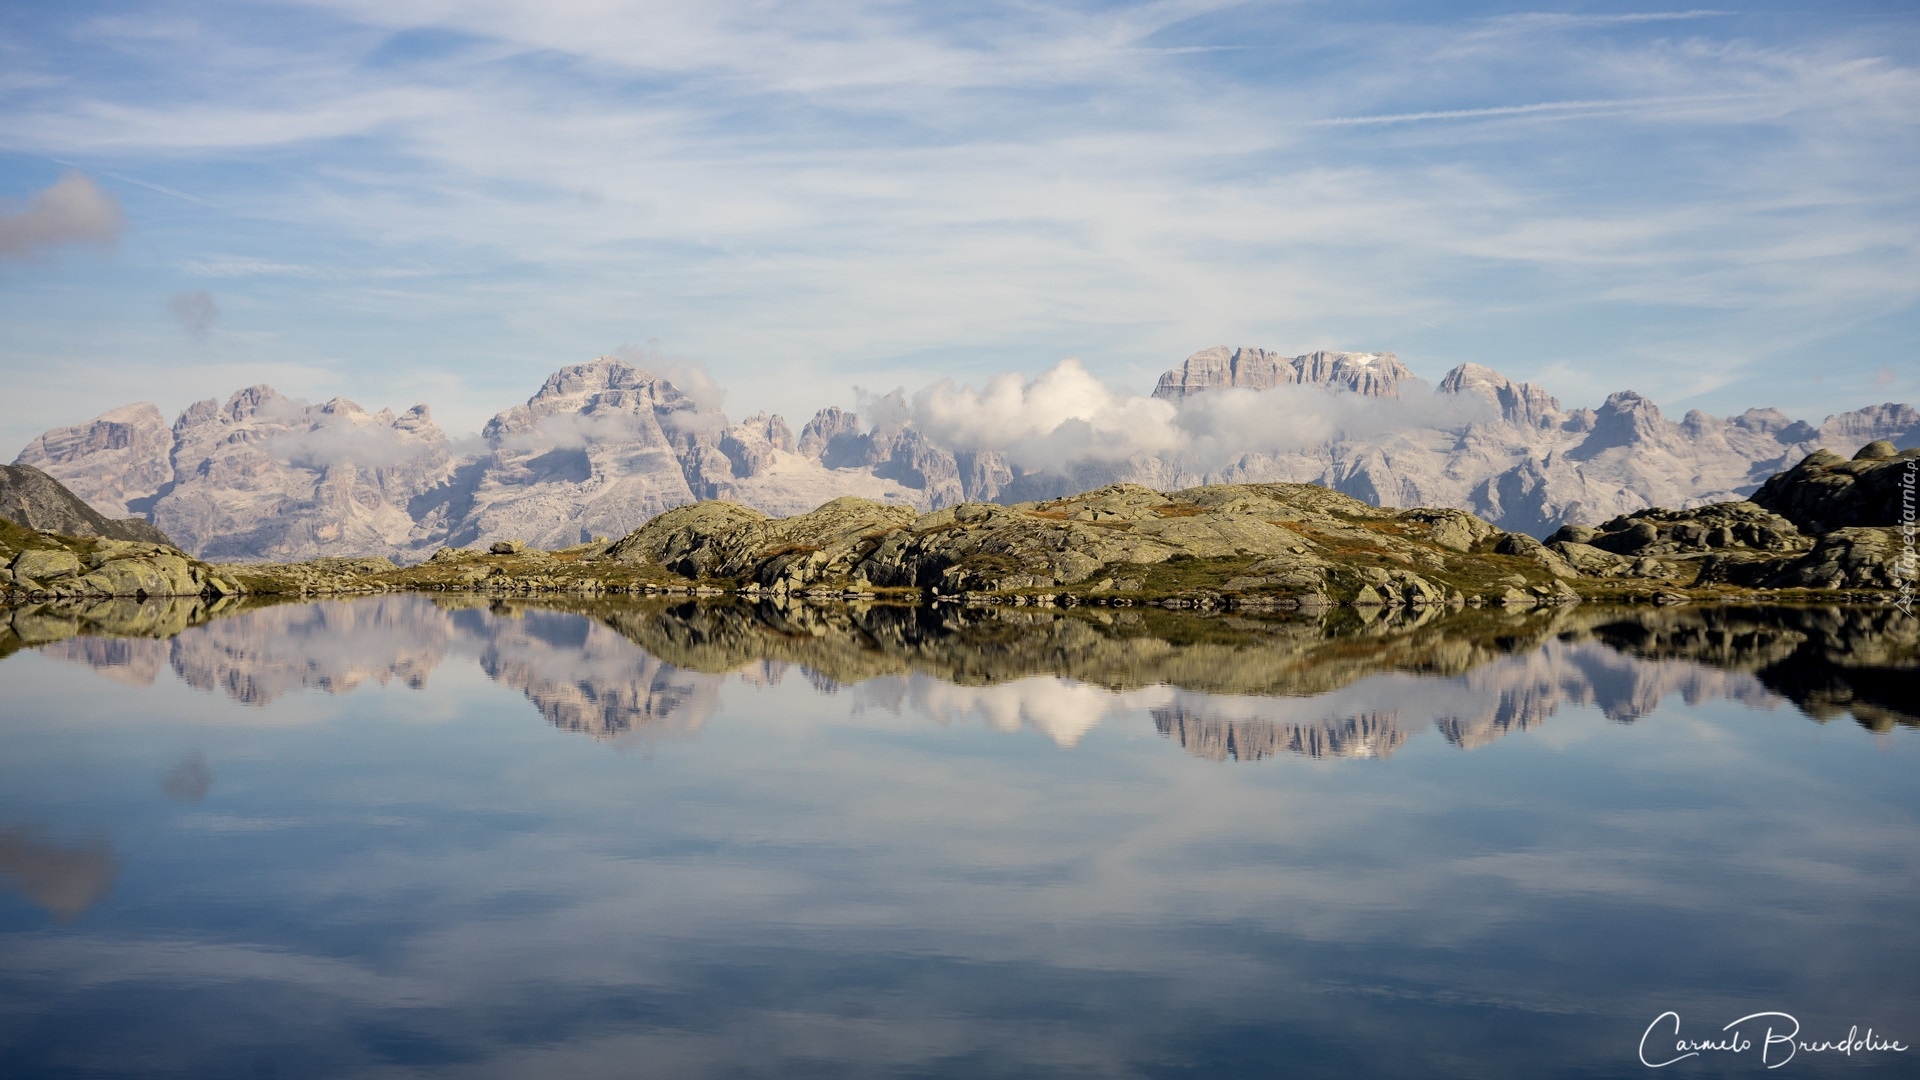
[0,464,173,545]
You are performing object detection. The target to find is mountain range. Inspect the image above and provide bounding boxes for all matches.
[14,347,1916,561]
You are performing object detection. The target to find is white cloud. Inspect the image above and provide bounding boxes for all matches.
[908,360,1493,472]
[268,408,441,470]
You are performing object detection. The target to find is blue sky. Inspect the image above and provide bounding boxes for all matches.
[0,1,1915,449]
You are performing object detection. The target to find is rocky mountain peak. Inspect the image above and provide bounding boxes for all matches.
[224,384,285,422]
[735,412,795,454]
[1152,346,1414,401]
[1295,350,1414,397]
[12,401,173,518]
[1817,402,1920,446]
[529,356,655,399]
[798,406,862,459]
[1560,390,1677,464]
[483,357,702,450]
[1727,407,1793,434]
[1437,363,1563,428]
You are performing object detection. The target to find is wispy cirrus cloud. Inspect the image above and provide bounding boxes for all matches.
[1304,93,1763,127]
[0,0,1914,452]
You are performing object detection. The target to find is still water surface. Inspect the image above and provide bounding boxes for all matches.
[0,597,1915,1078]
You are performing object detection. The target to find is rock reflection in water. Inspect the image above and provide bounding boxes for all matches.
[1584,604,1920,732]
[10,595,1918,752]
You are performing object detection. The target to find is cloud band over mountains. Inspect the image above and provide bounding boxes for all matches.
[905,360,1493,471]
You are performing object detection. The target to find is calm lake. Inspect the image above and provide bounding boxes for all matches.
[0,597,1915,1078]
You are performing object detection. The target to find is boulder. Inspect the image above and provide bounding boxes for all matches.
[1571,501,1809,557]
[1548,541,1637,578]
[1493,531,1579,579]
[1758,528,1903,590]
[73,558,177,598]
[1751,446,1918,533]
[11,549,82,581]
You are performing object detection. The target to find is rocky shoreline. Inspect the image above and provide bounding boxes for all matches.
[3,443,1913,612]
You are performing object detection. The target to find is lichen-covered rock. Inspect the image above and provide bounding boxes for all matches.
[12,549,82,581]
[1395,508,1499,553]
[608,497,917,592]
[1545,542,1633,578]
[2,516,237,600]
[74,559,177,598]
[607,501,771,577]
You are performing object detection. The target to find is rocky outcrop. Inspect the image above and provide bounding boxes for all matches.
[2,511,239,603]
[1751,441,1918,533]
[599,481,1566,609]
[1559,501,1809,558]
[1750,529,1907,591]
[606,495,917,589]
[1541,445,1916,593]
[0,464,172,544]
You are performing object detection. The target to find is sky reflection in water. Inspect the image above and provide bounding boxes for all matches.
[0,597,1915,1078]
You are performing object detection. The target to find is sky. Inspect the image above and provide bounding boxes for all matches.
[0,0,1916,452]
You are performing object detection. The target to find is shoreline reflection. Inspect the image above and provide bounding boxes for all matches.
[9,597,1917,756]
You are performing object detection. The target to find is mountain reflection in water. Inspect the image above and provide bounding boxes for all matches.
[2,595,1915,1080]
[12,596,1916,758]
